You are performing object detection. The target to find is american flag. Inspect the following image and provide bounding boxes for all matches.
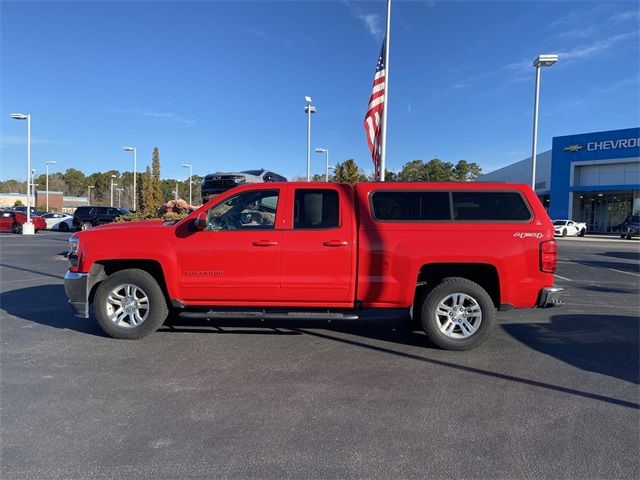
[364,40,386,178]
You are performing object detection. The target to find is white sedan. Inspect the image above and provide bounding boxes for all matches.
[42,212,74,232]
[553,219,587,237]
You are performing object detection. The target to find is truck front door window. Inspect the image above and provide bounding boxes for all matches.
[207,190,278,230]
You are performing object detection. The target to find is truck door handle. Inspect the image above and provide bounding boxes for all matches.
[323,240,349,247]
[252,240,278,247]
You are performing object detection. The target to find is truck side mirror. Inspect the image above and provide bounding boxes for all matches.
[195,212,207,231]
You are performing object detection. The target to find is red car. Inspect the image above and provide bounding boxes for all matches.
[0,210,47,233]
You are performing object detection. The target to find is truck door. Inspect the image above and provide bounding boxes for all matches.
[177,188,283,303]
[280,185,356,306]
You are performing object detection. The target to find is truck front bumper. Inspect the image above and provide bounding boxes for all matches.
[538,286,565,308]
[64,271,89,318]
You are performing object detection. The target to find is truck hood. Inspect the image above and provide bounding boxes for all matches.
[88,220,166,231]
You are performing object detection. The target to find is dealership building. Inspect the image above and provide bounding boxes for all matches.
[480,127,640,233]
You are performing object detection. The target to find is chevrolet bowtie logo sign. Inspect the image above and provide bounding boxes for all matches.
[563,144,584,152]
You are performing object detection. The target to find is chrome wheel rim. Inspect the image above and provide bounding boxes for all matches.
[105,283,150,329]
[435,293,482,339]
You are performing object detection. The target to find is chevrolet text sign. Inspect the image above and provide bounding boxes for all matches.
[587,137,640,151]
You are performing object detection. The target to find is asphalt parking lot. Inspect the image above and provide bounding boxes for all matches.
[1,230,638,479]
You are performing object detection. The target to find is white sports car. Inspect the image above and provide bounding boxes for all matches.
[42,212,74,232]
[553,219,587,237]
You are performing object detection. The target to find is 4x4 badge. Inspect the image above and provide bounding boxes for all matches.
[563,144,583,152]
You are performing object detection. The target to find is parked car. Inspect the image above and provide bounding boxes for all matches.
[72,206,132,231]
[0,210,47,233]
[553,219,586,237]
[11,206,47,216]
[201,169,287,203]
[619,214,640,239]
[42,212,74,232]
[64,182,563,350]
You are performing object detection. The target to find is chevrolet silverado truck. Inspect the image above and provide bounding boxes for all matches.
[64,182,564,350]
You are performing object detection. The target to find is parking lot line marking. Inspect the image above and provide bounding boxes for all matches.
[554,274,572,281]
[603,267,640,277]
[574,260,640,277]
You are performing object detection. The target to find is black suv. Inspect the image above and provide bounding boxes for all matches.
[619,214,640,240]
[201,169,287,203]
[72,206,131,231]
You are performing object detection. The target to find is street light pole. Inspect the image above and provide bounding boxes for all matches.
[31,169,37,210]
[9,113,34,234]
[122,147,136,210]
[110,175,117,207]
[45,161,57,212]
[304,96,316,181]
[116,188,124,208]
[88,185,94,205]
[315,147,330,181]
[531,54,558,190]
[181,163,192,205]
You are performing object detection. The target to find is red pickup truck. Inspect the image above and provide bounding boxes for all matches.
[65,182,563,350]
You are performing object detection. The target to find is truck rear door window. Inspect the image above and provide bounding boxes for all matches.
[452,192,531,221]
[294,189,339,229]
[371,191,450,220]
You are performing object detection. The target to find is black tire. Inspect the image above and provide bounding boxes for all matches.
[11,222,22,234]
[59,222,69,232]
[420,277,496,351]
[578,229,586,237]
[81,222,92,231]
[94,268,169,339]
[561,228,567,237]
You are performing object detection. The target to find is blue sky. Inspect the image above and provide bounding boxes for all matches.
[1,0,639,182]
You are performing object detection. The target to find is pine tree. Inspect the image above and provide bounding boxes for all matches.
[333,159,366,184]
[142,166,153,216]
[135,172,144,212]
[150,147,163,209]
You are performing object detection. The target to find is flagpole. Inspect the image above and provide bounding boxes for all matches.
[379,0,391,181]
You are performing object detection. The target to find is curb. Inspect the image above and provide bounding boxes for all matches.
[556,236,638,243]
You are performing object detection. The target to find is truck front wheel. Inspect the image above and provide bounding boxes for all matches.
[94,268,168,339]
[420,277,496,351]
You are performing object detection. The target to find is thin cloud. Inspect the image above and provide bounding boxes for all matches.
[557,31,638,60]
[592,75,640,94]
[506,30,638,79]
[111,108,196,128]
[241,28,293,47]
[608,10,640,23]
[343,0,383,40]
[0,134,73,147]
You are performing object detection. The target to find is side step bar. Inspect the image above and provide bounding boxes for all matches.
[179,310,359,321]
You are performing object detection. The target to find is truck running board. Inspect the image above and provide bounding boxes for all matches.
[178,310,359,321]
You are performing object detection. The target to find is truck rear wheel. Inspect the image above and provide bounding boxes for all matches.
[94,268,168,339]
[419,277,495,350]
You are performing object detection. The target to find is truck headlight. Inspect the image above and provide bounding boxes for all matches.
[68,235,80,267]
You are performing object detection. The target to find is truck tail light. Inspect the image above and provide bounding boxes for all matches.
[540,240,557,273]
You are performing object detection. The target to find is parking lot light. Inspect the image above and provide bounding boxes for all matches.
[110,175,117,207]
[122,147,136,211]
[87,185,94,205]
[315,147,329,181]
[10,113,34,234]
[305,97,316,182]
[181,163,192,205]
[531,54,558,189]
[116,188,124,208]
[45,161,57,212]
